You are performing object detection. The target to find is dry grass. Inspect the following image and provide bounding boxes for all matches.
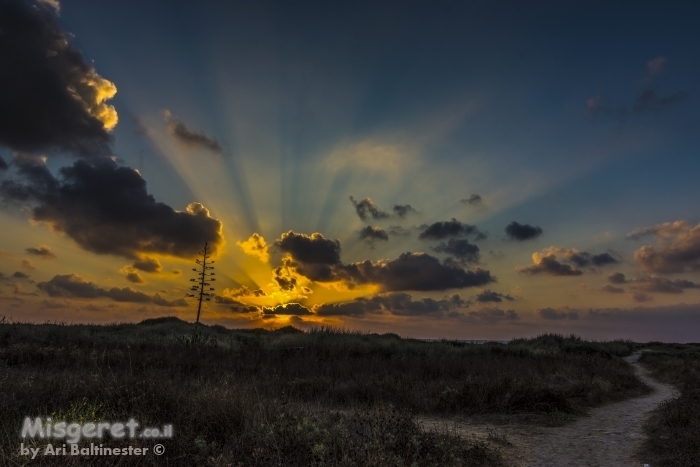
[0,317,648,466]
[638,344,700,467]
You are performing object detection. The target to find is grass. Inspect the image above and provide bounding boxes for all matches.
[638,343,700,467]
[0,317,649,466]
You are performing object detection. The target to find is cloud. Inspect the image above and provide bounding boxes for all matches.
[538,307,579,320]
[633,89,687,115]
[237,233,270,262]
[505,222,543,241]
[607,272,627,284]
[263,303,312,316]
[36,273,187,306]
[131,256,162,273]
[230,303,259,313]
[314,292,469,317]
[275,231,341,265]
[349,196,416,222]
[418,218,486,241]
[0,157,7,171]
[21,259,35,270]
[517,247,617,276]
[151,293,188,307]
[431,238,480,264]
[387,225,411,237]
[474,289,514,303]
[120,266,145,284]
[461,194,484,207]
[163,110,222,154]
[601,284,625,294]
[392,204,417,218]
[272,256,302,291]
[517,250,583,277]
[627,221,700,274]
[221,286,266,298]
[306,252,495,292]
[0,157,224,260]
[24,245,56,259]
[0,0,116,156]
[358,225,389,248]
[349,196,390,221]
[607,271,698,294]
[213,295,259,312]
[626,220,691,240]
[468,308,519,323]
[629,275,700,294]
[11,271,30,279]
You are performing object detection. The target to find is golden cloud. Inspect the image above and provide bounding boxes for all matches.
[236,233,269,262]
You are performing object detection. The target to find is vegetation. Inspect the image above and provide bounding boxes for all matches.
[638,343,700,467]
[0,317,649,466]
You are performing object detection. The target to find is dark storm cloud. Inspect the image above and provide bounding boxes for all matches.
[505,222,543,241]
[432,238,480,264]
[392,204,417,218]
[131,257,162,273]
[314,292,469,317]
[628,221,700,274]
[0,0,117,156]
[633,89,688,115]
[461,194,484,207]
[475,289,514,303]
[37,273,187,306]
[601,285,625,294]
[349,196,390,221]
[275,231,341,265]
[538,307,579,320]
[0,157,224,260]
[323,252,495,292]
[358,225,389,244]
[25,244,55,258]
[163,110,222,154]
[0,157,7,171]
[263,303,312,316]
[418,218,486,241]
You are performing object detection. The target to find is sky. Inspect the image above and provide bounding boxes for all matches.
[1,0,699,341]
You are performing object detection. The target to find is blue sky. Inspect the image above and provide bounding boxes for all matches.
[1,0,699,341]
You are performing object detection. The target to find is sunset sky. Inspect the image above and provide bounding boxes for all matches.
[1,0,699,341]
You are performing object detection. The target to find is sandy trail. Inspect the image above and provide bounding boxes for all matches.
[418,351,677,467]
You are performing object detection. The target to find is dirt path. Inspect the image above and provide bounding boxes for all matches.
[418,351,677,467]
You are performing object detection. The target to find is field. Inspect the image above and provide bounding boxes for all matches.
[0,317,652,466]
